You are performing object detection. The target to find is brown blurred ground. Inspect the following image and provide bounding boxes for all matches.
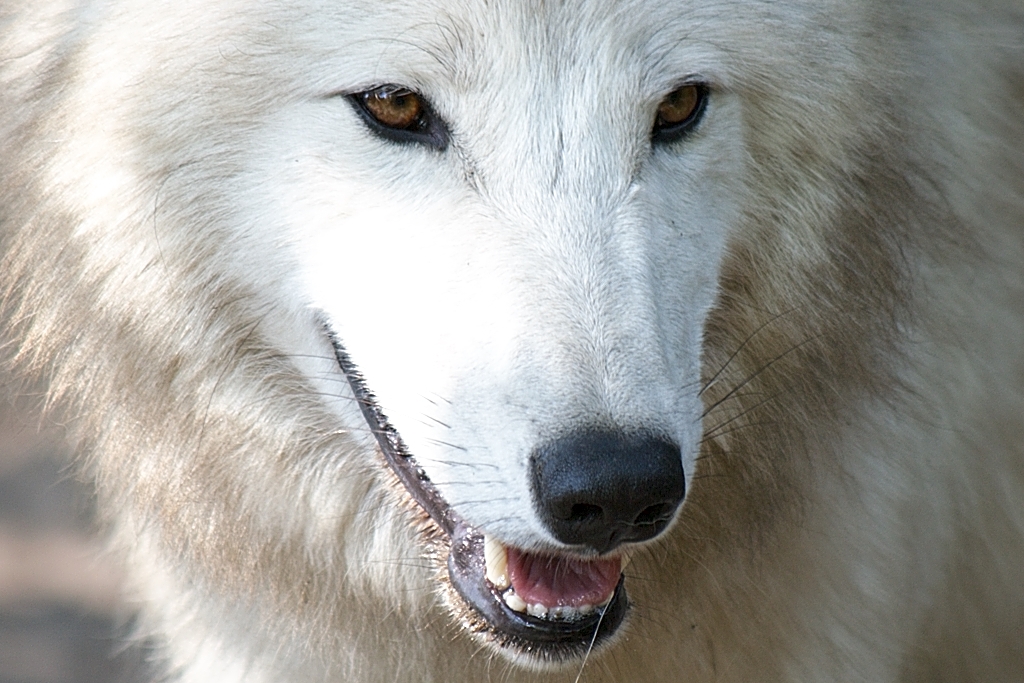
[0,407,152,683]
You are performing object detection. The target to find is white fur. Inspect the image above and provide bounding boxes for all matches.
[1,0,1022,681]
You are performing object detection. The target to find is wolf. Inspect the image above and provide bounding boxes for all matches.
[1,0,1023,681]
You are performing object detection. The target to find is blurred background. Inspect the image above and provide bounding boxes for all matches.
[0,405,151,683]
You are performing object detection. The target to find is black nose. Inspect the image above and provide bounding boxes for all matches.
[530,429,685,554]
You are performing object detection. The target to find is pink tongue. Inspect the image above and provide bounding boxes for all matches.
[506,547,621,608]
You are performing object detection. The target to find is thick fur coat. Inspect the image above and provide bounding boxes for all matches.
[1,0,1022,681]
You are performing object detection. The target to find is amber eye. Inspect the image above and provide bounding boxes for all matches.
[349,85,449,149]
[362,87,423,129]
[652,83,708,143]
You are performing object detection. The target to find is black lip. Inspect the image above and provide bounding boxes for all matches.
[329,337,629,657]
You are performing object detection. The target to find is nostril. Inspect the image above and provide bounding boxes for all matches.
[568,503,603,523]
[633,503,673,526]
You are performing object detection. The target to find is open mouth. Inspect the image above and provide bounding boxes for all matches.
[331,340,629,659]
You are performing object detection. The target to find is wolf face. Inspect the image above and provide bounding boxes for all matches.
[283,39,730,525]
[237,1,747,655]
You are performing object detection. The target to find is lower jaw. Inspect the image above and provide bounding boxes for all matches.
[329,334,629,660]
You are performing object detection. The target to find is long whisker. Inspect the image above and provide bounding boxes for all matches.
[573,602,609,683]
[699,307,800,397]
[700,334,821,420]
[702,391,784,438]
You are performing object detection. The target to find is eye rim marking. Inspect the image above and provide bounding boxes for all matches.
[347,84,450,150]
[651,83,709,144]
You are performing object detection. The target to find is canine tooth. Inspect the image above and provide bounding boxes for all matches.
[503,590,527,613]
[598,591,614,607]
[527,603,549,618]
[483,535,509,589]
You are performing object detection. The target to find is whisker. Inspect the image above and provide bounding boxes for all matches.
[702,391,784,437]
[420,415,451,429]
[453,497,520,507]
[428,459,499,470]
[699,420,777,445]
[693,390,768,423]
[699,307,800,397]
[701,333,822,419]
[573,601,608,683]
[422,438,470,452]
[272,352,343,362]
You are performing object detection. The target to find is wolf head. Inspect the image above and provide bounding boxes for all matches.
[277,23,727,546]
[251,3,744,655]
[1,0,919,675]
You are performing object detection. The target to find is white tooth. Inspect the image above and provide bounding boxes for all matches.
[578,603,595,615]
[484,535,509,589]
[598,591,614,607]
[503,590,527,613]
[527,603,549,618]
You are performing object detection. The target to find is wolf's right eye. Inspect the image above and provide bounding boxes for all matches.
[651,83,708,144]
[349,85,449,150]
[363,88,422,129]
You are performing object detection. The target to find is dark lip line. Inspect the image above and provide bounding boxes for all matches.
[330,340,461,537]
[327,333,629,652]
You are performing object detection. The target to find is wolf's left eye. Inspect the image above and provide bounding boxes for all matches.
[651,84,709,144]
[349,85,449,150]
